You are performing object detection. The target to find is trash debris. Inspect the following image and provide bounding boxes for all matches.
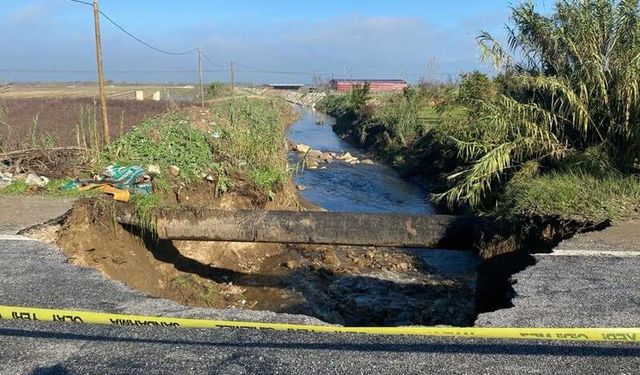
[78,183,131,202]
[60,164,152,202]
[25,173,50,187]
[103,165,152,195]
[146,164,161,177]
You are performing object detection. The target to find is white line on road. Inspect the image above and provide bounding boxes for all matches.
[540,250,640,257]
[0,235,36,241]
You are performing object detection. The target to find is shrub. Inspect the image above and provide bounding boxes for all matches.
[439,0,640,208]
[206,82,232,99]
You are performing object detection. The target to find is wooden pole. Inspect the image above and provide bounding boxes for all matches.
[230,61,235,93]
[93,0,109,145]
[197,46,204,108]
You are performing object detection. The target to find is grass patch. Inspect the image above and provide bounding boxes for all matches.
[207,97,292,194]
[0,180,29,195]
[498,171,640,221]
[99,112,219,183]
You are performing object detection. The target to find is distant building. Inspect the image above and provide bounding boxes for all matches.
[329,79,407,92]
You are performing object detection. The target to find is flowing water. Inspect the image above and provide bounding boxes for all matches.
[287,106,478,281]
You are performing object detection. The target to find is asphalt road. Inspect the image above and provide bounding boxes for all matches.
[0,197,638,374]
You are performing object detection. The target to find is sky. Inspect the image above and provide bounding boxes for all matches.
[0,0,554,84]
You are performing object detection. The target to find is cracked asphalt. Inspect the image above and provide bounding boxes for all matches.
[0,197,638,374]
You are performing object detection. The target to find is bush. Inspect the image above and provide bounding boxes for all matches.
[457,71,497,108]
[349,82,371,112]
[206,82,232,99]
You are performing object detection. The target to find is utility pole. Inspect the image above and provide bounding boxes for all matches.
[93,0,109,145]
[229,61,235,93]
[197,46,204,108]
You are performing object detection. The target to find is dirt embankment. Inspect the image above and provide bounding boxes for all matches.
[45,101,474,327]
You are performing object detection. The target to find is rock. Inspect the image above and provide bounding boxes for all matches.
[205,174,215,182]
[338,152,353,160]
[146,164,161,177]
[397,262,409,271]
[296,184,306,191]
[25,173,49,187]
[349,160,358,165]
[168,165,180,177]
[283,260,298,269]
[306,159,319,169]
[307,150,323,159]
[308,165,318,170]
[320,152,333,162]
[361,159,375,165]
[295,144,311,153]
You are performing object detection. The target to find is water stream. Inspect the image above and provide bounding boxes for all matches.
[287,106,478,281]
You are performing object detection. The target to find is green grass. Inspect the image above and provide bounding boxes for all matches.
[0,180,29,195]
[99,112,220,185]
[129,193,161,232]
[0,178,99,198]
[497,171,640,221]
[207,97,290,194]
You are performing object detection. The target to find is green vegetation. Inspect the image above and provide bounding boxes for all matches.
[439,0,640,208]
[318,0,640,222]
[100,112,220,185]
[0,180,29,195]
[499,170,640,221]
[0,178,99,198]
[206,81,233,99]
[207,97,293,193]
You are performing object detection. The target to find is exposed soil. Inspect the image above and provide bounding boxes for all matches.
[51,199,474,327]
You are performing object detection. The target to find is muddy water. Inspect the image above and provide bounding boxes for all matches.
[287,106,478,283]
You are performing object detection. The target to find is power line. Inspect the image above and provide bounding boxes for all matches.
[70,0,197,56]
[200,51,227,69]
[0,68,227,74]
[69,0,350,78]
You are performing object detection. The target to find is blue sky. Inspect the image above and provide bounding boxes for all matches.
[0,1,554,83]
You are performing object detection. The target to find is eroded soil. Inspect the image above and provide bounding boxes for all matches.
[50,199,474,326]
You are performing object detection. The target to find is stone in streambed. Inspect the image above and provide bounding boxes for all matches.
[295,144,311,153]
[307,149,323,159]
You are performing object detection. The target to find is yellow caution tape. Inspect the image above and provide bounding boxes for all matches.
[0,305,638,342]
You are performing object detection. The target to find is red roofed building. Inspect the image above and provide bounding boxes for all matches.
[330,79,408,93]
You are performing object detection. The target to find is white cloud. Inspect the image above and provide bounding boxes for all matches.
[9,2,49,25]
